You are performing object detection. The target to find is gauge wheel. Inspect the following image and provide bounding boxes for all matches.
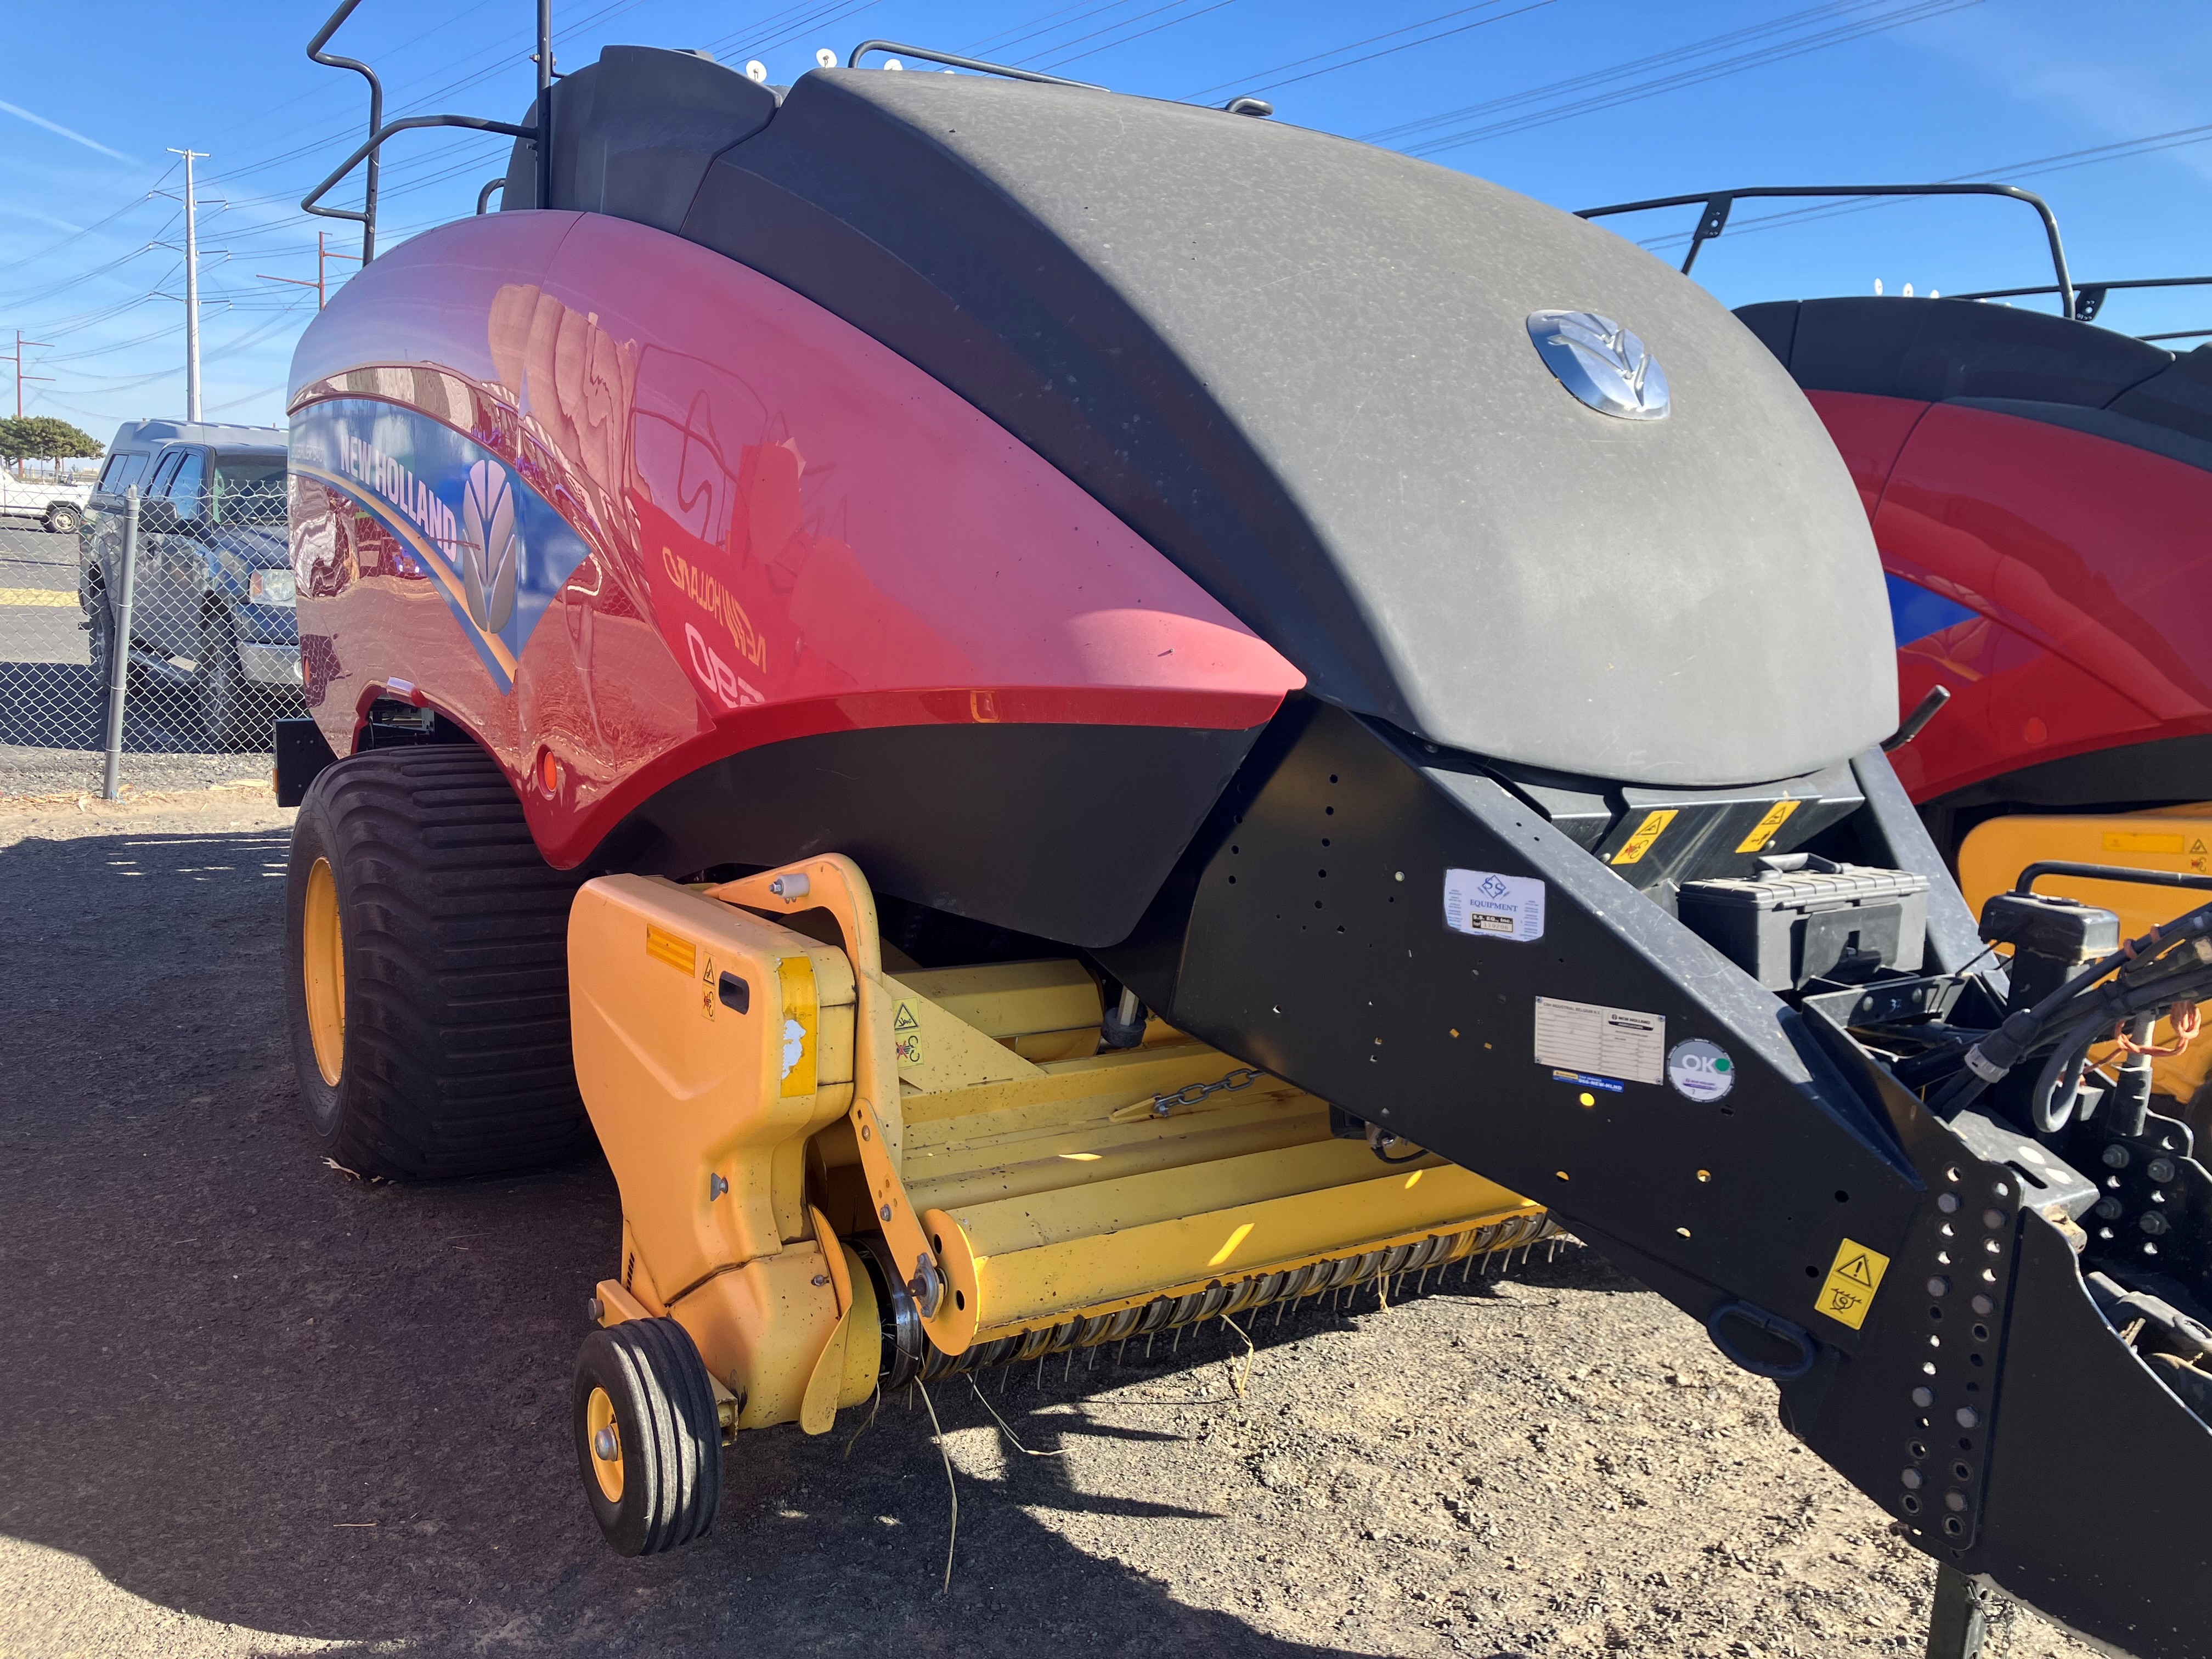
[574,1319,723,1556]
[284,746,592,1178]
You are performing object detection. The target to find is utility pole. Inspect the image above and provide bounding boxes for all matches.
[0,330,53,477]
[169,146,208,421]
[255,231,361,309]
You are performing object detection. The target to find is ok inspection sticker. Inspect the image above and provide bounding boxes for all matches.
[1667,1037,1735,1102]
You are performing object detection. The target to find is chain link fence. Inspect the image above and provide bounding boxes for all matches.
[0,465,300,800]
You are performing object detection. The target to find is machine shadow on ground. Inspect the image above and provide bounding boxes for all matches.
[2,822,1570,1658]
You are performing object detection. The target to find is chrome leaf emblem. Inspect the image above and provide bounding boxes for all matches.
[1526,310,1670,420]
[460,459,520,633]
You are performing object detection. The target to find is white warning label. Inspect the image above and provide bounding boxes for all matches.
[1443,868,1546,943]
[1533,996,1666,1086]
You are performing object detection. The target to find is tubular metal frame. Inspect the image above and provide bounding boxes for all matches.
[1576,183,2076,323]
[303,0,553,262]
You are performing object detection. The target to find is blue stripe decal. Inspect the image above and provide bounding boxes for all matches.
[290,398,592,693]
[1886,572,1979,647]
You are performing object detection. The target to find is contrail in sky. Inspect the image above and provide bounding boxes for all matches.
[0,99,135,165]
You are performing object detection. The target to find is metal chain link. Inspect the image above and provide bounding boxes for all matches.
[1149,1066,1262,1118]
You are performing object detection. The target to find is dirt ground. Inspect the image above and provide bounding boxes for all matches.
[0,792,2099,1659]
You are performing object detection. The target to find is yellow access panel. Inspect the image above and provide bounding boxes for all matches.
[1959,805,2212,1110]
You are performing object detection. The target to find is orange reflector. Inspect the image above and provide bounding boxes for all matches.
[645,924,697,976]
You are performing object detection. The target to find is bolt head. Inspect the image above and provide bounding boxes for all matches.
[2141,1211,2171,1235]
[1981,1209,2007,1231]
[811,1274,830,1288]
[2095,1196,2124,1221]
[1937,1193,1962,1214]
[1971,1295,1994,1316]
[586,1297,604,1323]
[1911,1386,1934,1408]
[879,1203,894,1221]
[1926,1277,1950,1297]
[1955,1406,1981,1429]
[1901,1468,1923,1489]
[2148,1157,2178,1183]
[2103,1144,2132,1170]
[1944,1491,1969,1512]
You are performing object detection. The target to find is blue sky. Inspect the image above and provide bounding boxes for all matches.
[2,0,2207,445]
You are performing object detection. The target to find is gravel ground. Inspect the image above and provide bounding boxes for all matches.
[0,524,276,799]
[0,792,2099,1659]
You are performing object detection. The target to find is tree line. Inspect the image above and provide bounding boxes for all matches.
[1,416,102,475]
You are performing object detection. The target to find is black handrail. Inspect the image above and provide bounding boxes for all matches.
[1577,183,2075,323]
[1943,272,2212,326]
[302,0,552,262]
[845,40,1104,89]
[305,1,383,263]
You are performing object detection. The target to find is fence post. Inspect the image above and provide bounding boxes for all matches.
[99,485,142,801]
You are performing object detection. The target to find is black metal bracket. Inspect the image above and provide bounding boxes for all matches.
[302,0,552,262]
[844,40,1105,89]
[1577,183,2076,324]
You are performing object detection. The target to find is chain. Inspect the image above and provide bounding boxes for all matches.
[1149,1066,1262,1118]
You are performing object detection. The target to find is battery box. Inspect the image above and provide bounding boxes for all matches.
[1678,857,1930,990]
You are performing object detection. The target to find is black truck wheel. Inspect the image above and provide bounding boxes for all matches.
[197,617,267,752]
[284,746,591,1179]
[574,1319,723,1556]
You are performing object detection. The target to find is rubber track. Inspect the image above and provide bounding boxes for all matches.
[308,747,591,1178]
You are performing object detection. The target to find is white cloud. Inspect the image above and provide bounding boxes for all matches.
[0,98,136,165]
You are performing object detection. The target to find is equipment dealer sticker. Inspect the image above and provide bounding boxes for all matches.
[1667,1037,1735,1102]
[1443,868,1545,943]
[1533,996,1664,1086]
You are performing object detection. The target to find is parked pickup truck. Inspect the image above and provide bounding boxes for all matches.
[0,472,93,535]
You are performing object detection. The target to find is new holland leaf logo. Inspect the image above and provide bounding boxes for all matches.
[460,460,521,633]
[1526,309,1671,421]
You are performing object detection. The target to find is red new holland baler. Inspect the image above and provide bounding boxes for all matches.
[275,18,2211,1651]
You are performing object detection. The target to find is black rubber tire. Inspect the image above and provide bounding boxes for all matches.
[284,746,592,1179]
[46,503,81,536]
[573,1319,723,1556]
[85,588,116,691]
[196,614,266,752]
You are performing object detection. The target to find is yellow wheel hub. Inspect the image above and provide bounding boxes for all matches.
[302,857,346,1087]
[586,1385,624,1502]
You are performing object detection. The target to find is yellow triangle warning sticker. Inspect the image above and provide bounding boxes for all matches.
[1815,1237,1891,1329]
[2192,838,2208,855]
[893,1002,920,1033]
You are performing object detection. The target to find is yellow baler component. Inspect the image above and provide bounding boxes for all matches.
[571,859,1550,1436]
[1959,806,2212,1109]
[949,1156,1537,1339]
[570,874,860,1427]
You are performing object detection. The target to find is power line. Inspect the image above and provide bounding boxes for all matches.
[1394,0,1983,159]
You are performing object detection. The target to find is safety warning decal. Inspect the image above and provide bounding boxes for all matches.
[1735,799,1801,854]
[1610,808,1678,866]
[1533,996,1665,1086]
[1443,868,1546,943]
[1815,1237,1891,1330]
[1667,1037,1735,1102]
[893,999,924,1068]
